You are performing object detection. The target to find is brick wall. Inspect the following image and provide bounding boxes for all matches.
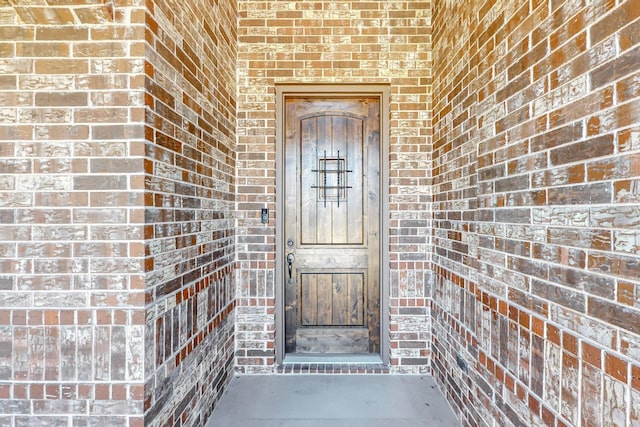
[235,0,433,372]
[432,0,640,426]
[0,1,146,426]
[0,0,237,426]
[142,0,238,426]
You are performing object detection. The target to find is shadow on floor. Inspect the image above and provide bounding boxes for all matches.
[205,375,460,427]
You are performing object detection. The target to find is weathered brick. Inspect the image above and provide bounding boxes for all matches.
[588,153,640,181]
[581,362,603,425]
[588,296,640,334]
[0,26,34,41]
[35,26,88,41]
[33,58,88,74]
[591,44,640,90]
[616,73,640,105]
[549,134,614,166]
[34,92,87,107]
[16,42,69,58]
[0,75,16,90]
[15,7,76,25]
[603,374,630,426]
[590,205,640,229]
[73,42,128,58]
[530,122,583,152]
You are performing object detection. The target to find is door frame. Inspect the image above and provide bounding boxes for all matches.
[274,84,390,365]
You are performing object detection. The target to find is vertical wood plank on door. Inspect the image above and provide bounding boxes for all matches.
[348,116,364,245]
[316,115,332,244]
[332,273,348,325]
[301,274,318,326]
[331,116,349,244]
[317,273,332,325]
[300,117,318,245]
[348,274,364,325]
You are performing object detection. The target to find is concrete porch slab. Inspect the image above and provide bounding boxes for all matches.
[205,374,460,427]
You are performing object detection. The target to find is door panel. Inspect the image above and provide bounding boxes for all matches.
[284,96,380,355]
[300,272,364,326]
[299,115,364,245]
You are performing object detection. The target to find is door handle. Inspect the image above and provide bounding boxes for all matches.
[287,253,295,283]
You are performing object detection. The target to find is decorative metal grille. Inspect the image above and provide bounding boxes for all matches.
[311,150,352,207]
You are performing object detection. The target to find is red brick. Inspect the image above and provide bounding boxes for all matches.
[632,365,640,392]
[605,352,629,383]
[582,341,602,367]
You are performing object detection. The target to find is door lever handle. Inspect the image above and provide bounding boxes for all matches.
[286,253,295,283]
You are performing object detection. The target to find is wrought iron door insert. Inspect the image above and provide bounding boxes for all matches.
[311,150,352,207]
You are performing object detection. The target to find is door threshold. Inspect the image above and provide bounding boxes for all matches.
[283,353,383,364]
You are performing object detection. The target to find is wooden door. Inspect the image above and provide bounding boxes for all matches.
[284,96,380,354]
